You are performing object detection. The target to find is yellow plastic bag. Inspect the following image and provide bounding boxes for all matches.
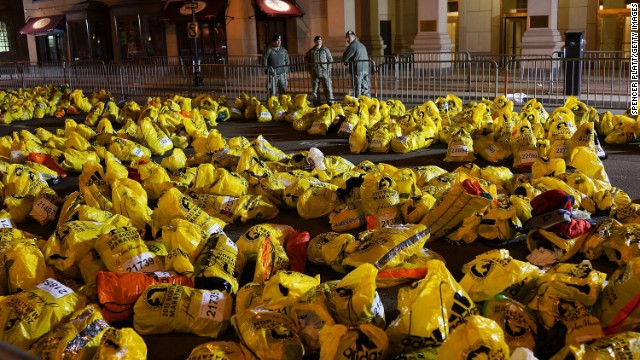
[329,201,366,232]
[375,248,444,288]
[95,226,162,273]
[192,193,279,223]
[235,224,291,282]
[328,263,385,327]
[187,341,251,360]
[77,205,133,228]
[460,249,539,302]
[236,147,273,186]
[549,331,640,360]
[0,278,86,349]
[421,176,493,239]
[342,224,430,270]
[593,257,640,335]
[111,177,152,233]
[474,134,511,162]
[360,172,400,216]
[511,118,539,168]
[43,220,116,274]
[368,125,396,153]
[134,283,232,337]
[569,146,610,184]
[400,194,436,224]
[105,137,151,162]
[445,213,482,245]
[137,117,173,156]
[251,135,288,162]
[0,239,47,295]
[445,128,475,162]
[248,271,321,312]
[482,295,537,353]
[603,223,640,264]
[436,315,509,360]
[231,308,303,360]
[386,260,478,356]
[28,304,109,360]
[531,157,566,179]
[297,183,341,219]
[152,187,226,238]
[289,284,336,351]
[319,323,388,360]
[348,121,368,154]
[78,161,112,211]
[477,199,523,242]
[92,327,147,360]
[3,164,49,198]
[306,232,354,273]
[307,105,334,135]
[193,233,240,294]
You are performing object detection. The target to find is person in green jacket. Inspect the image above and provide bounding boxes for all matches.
[305,35,334,106]
[342,30,370,97]
[262,34,290,98]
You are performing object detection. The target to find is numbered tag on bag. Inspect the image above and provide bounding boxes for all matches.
[37,278,74,299]
[199,290,228,322]
[122,252,160,273]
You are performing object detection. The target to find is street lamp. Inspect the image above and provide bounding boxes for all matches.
[187,0,203,87]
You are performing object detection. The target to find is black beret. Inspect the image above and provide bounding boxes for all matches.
[345,30,355,38]
[314,35,322,41]
[271,34,281,42]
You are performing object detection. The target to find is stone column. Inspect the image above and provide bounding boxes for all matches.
[357,0,386,57]
[520,0,563,56]
[410,0,454,52]
[394,0,418,54]
[226,0,258,55]
[318,0,349,52]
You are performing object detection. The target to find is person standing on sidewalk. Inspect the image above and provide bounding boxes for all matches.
[305,35,334,106]
[262,34,290,98]
[342,30,370,97]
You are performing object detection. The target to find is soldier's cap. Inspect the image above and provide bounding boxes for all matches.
[314,35,322,42]
[271,34,281,42]
[345,30,355,38]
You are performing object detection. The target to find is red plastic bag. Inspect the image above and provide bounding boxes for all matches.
[286,230,310,273]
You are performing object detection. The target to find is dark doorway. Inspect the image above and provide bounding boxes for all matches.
[380,20,391,56]
[35,34,66,63]
[256,18,286,53]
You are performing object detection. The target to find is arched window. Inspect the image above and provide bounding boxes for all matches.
[0,21,10,52]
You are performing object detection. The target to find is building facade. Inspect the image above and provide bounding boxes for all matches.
[2,0,633,64]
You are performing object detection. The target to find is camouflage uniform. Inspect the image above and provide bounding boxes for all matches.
[262,45,289,98]
[342,38,370,97]
[305,44,334,105]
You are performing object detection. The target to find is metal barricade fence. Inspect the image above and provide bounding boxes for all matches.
[67,62,112,95]
[505,57,631,109]
[376,59,499,104]
[209,63,270,100]
[0,62,22,89]
[20,63,66,89]
[119,63,191,99]
[410,52,471,62]
[0,56,631,110]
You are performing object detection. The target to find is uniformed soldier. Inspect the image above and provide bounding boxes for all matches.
[305,35,334,106]
[342,30,370,97]
[262,34,290,98]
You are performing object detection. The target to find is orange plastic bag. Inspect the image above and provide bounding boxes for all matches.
[96,271,192,323]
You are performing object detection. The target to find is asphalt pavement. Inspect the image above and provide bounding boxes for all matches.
[1,112,640,359]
